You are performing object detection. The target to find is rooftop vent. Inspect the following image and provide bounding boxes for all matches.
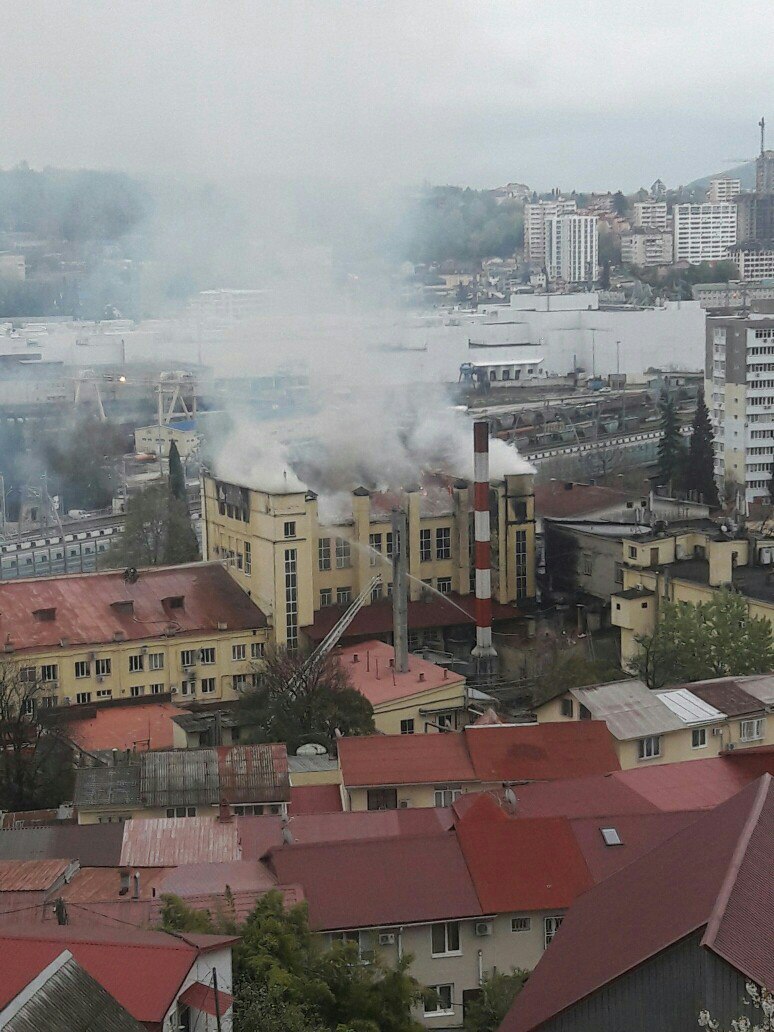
[110,600,134,615]
[162,595,185,610]
[33,607,56,622]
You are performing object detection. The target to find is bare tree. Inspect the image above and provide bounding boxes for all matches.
[0,661,74,810]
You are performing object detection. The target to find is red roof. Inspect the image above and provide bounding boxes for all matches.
[288,807,454,844]
[0,563,266,654]
[288,784,343,816]
[0,925,237,1024]
[501,776,774,1032]
[178,981,233,1017]
[338,732,477,787]
[62,699,182,753]
[567,812,702,882]
[0,858,72,891]
[534,481,630,518]
[463,722,620,781]
[305,592,520,643]
[267,834,483,930]
[334,639,465,706]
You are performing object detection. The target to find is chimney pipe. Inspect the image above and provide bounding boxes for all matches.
[132,871,140,900]
[218,798,232,823]
[391,508,409,674]
[119,867,130,896]
[471,420,497,681]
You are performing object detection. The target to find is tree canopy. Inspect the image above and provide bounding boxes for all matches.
[685,390,719,507]
[240,646,375,753]
[464,970,529,1032]
[107,481,199,569]
[656,393,683,491]
[45,417,126,511]
[631,589,774,688]
[168,441,186,504]
[408,186,524,264]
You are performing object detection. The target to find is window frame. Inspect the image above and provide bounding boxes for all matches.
[544,915,564,949]
[319,588,333,608]
[430,921,461,958]
[435,526,451,560]
[740,717,764,742]
[424,984,454,1017]
[128,654,144,673]
[41,664,58,683]
[74,660,90,679]
[511,916,531,932]
[200,677,216,694]
[400,718,415,735]
[419,528,432,563]
[335,537,352,569]
[318,537,331,571]
[637,734,662,760]
[433,784,462,807]
[148,653,164,671]
[560,697,574,718]
[692,727,707,749]
[232,643,246,662]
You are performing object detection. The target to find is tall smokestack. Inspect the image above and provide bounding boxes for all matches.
[472,420,497,681]
[391,508,409,673]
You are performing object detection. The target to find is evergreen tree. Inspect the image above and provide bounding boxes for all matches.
[656,392,683,491]
[685,391,719,507]
[168,441,186,504]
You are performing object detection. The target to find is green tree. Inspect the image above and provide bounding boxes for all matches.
[534,653,622,706]
[45,417,125,511]
[240,646,375,753]
[160,891,425,1032]
[656,393,683,491]
[107,481,199,569]
[685,390,719,507]
[168,441,186,504]
[463,971,529,1032]
[632,589,774,687]
[612,190,628,216]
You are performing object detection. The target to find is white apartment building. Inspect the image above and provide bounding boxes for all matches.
[544,214,598,283]
[621,230,674,267]
[632,201,669,232]
[707,313,774,504]
[524,199,577,265]
[726,248,774,281]
[673,203,738,264]
[707,178,741,204]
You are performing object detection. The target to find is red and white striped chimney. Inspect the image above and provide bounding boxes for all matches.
[472,420,497,678]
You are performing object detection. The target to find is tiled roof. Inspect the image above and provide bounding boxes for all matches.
[288,807,454,845]
[334,639,465,707]
[267,834,483,930]
[337,732,477,787]
[500,776,774,1032]
[0,563,266,654]
[463,722,620,781]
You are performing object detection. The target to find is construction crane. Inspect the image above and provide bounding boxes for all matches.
[298,574,383,682]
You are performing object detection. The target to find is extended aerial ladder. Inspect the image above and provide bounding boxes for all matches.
[297,573,382,682]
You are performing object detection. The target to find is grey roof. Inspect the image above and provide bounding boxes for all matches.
[5,953,144,1032]
[0,824,123,867]
[570,680,688,740]
[613,587,656,600]
[288,754,339,774]
[74,744,290,810]
[733,675,774,708]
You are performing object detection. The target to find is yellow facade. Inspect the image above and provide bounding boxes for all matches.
[344,781,479,812]
[201,473,536,651]
[370,680,470,736]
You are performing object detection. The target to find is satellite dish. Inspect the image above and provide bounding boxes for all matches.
[504,788,517,809]
[296,742,328,756]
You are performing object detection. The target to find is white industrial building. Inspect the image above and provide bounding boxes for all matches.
[673,203,738,264]
[544,214,598,283]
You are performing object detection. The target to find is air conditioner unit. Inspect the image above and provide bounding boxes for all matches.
[712,727,723,736]
[398,800,410,809]
[379,933,396,946]
[726,743,736,751]
[171,686,178,694]
[474,921,493,937]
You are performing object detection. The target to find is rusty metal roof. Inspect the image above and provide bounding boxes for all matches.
[119,817,243,867]
[0,859,75,892]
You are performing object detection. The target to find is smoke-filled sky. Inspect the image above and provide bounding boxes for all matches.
[2,0,772,192]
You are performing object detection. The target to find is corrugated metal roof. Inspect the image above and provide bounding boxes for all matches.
[571,680,686,739]
[656,687,726,725]
[120,816,242,867]
[0,824,123,867]
[140,750,220,807]
[0,859,74,892]
[74,764,141,809]
[217,743,290,804]
[4,953,145,1032]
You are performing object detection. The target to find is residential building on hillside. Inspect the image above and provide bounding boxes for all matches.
[620,228,673,266]
[673,203,737,263]
[500,776,774,1032]
[73,743,290,823]
[524,199,578,265]
[707,177,741,203]
[632,201,669,231]
[706,310,774,503]
[726,244,774,280]
[337,722,620,811]
[544,213,598,283]
[693,280,774,307]
[0,565,269,710]
[535,676,774,767]
[202,473,536,652]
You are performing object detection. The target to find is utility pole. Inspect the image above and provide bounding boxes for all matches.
[212,967,222,1032]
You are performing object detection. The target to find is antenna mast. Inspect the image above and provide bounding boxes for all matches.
[760,116,766,155]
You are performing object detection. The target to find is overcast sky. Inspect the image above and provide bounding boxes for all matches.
[2,0,772,192]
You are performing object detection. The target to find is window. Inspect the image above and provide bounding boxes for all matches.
[41,664,58,683]
[166,806,196,818]
[244,540,251,575]
[180,680,195,696]
[424,984,454,1017]
[200,647,216,665]
[40,696,57,709]
[367,788,397,811]
[614,564,624,585]
[335,537,351,569]
[96,689,113,699]
[638,735,662,760]
[434,784,462,807]
[19,667,35,682]
[149,653,164,671]
[320,588,333,608]
[544,916,564,948]
[369,533,382,566]
[385,533,394,559]
[515,528,528,599]
[129,654,144,673]
[436,577,452,595]
[740,718,764,742]
[561,698,574,718]
[284,521,296,539]
[431,921,460,956]
[692,727,707,749]
[74,660,90,679]
[95,658,111,677]
[21,698,35,716]
[579,703,591,720]
[370,582,382,602]
[233,673,248,691]
[201,677,216,694]
[420,528,432,562]
[251,642,265,660]
[130,685,145,697]
[437,713,454,731]
[628,545,637,559]
[400,719,415,735]
[285,548,299,651]
[150,683,165,695]
[232,644,246,661]
[337,587,352,605]
[180,649,196,667]
[435,526,451,560]
[601,827,622,846]
[512,917,531,932]
[582,553,592,576]
[76,691,92,705]
[318,537,331,571]
[330,929,375,963]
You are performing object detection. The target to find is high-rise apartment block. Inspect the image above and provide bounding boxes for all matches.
[620,229,674,267]
[524,198,577,265]
[726,245,774,281]
[633,201,669,231]
[544,214,598,283]
[673,203,738,264]
[708,178,741,203]
[756,149,774,193]
[706,310,774,504]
